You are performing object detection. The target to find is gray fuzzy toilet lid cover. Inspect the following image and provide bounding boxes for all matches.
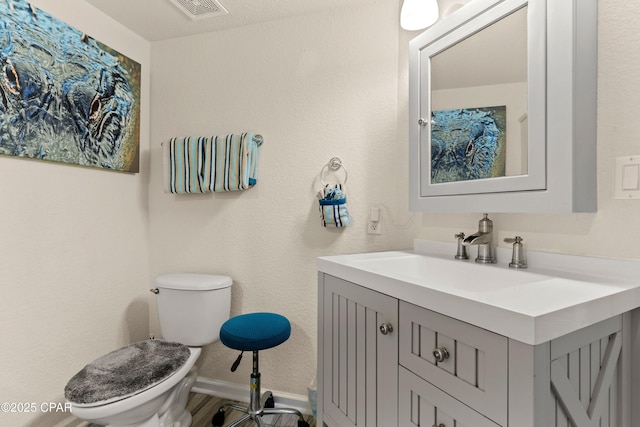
[64,340,191,405]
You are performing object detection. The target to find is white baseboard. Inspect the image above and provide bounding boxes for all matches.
[192,376,312,416]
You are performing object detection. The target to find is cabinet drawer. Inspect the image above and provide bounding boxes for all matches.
[399,366,501,427]
[399,301,507,426]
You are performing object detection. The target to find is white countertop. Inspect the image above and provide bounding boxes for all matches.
[317,240,640,345]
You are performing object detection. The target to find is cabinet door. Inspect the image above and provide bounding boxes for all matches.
[322,275,398,427]
[399,366,500,427]
[399,301,507,425]
[549,316,623,427]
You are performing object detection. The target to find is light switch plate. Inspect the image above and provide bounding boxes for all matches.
[615,156,640,199]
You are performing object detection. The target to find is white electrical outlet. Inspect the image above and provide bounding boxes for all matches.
[367,207,382,235]
[367,220,382,235]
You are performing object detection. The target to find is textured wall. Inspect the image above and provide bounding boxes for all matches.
[150,0,640,401]
[149,0,418,397]
[0,1,151,425]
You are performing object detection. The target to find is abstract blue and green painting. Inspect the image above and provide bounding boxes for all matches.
[0,0,140,172]
[430,106,506,183]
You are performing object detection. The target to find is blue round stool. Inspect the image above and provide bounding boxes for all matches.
[212,312,309,427]
[220,312,291,351]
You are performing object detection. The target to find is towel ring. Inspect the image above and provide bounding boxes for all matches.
[320,157,348,186]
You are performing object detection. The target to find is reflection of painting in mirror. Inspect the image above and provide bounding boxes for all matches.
[430,106,506,183]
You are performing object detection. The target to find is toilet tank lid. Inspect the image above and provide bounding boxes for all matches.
[155,273,232,290]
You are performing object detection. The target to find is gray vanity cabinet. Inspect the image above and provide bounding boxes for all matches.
[318,273,630,427]
[399,309,629,427]
[318,274,398,427]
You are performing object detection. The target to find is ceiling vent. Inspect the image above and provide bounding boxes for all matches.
[167,0,229,20]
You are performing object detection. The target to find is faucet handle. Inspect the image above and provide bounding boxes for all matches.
[503,236,523,244]
[454,232,469,260]
[504,236,527,268]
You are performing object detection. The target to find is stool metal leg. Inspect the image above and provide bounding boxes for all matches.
[223,413,250,427]
[262,407,306,419]
[248,351,261,416]
[212,350,310,427]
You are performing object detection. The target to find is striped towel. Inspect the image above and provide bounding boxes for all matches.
[166,136,206,194]
[202,134,259,192]
[318,184,350,228]
[164,133,260,194]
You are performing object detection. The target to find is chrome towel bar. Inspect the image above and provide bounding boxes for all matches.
[161,134,263,146]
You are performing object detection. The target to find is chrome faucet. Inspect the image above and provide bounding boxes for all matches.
[462,213,497,264]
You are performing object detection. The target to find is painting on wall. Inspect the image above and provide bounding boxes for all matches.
[0,0,141,172]
[430,106,506,184]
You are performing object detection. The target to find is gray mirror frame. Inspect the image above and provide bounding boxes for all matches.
[408,0,597,213]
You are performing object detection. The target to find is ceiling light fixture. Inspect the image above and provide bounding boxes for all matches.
[400,0,440,31]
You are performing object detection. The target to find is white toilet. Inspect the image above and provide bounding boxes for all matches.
[65,273,232,427]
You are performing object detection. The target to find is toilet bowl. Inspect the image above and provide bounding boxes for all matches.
[65,274,232,427]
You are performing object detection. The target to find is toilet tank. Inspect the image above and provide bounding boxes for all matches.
[155,273,232,346]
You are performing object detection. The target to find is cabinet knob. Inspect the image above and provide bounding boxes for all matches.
[418,118,428,126]
[379,323,393,335]
[433,347,450,363]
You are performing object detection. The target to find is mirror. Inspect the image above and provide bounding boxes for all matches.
[408,0,597,212]
[430,6,528,184]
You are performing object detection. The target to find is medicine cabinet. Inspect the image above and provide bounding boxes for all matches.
[408,0,597,212]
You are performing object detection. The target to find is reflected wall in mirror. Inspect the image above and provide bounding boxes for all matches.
[430,6,527,182]
[408,0,597,213]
